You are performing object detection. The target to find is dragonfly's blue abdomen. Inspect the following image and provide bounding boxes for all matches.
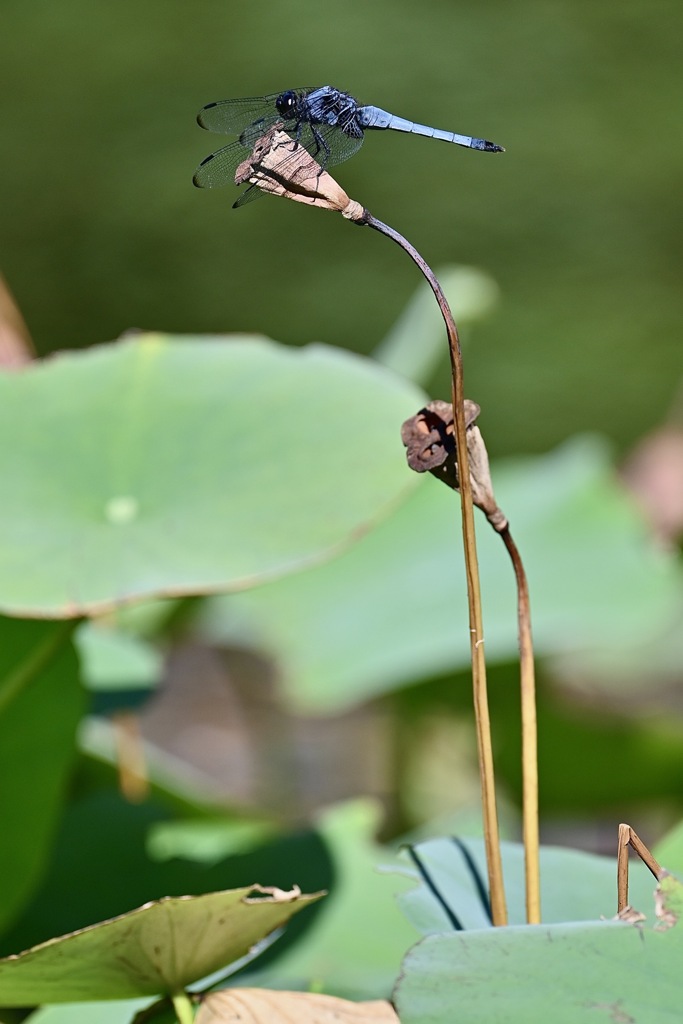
[358,104,503,153]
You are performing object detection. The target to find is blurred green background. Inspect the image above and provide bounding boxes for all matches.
[1,0,681,456]
[0,7,682,1003]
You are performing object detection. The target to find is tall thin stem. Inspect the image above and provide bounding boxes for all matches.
[362,211,507,925]
[500,526,540,923]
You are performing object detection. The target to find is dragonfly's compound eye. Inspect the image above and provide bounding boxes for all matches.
[276,91,297,118]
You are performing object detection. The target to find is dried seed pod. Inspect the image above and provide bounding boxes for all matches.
[235,127,365,220]
[401,399,508,531]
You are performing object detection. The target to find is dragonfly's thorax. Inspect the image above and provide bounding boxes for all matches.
[283,86,363,137]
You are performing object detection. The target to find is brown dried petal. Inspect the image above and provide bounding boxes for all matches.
[196,989,400,1023]
[235,128,365,221]
[401,399,456,485]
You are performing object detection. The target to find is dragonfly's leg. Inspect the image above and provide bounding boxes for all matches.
[309,124,331,173]
[279,119,308,162]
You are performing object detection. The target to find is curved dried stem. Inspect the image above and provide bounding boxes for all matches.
[230,131,509,924]
[362,210,507,926]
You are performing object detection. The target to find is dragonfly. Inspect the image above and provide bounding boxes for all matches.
[193,85,504,207]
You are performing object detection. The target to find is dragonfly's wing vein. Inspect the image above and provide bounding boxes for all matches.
[232,183,267,208]
[196,94,282,133]
[193,140,249,188]
[289,123,365,168]
[196,88,314,134]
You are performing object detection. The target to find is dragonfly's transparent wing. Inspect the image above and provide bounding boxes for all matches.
[233,183,268,208]
[197,94,280,134]
[193,133,305,190]
[231,135,330,208]
[195,120,366,192]
[196,89,313,134]
[230,127,365,209]
[294,122,365,168]
[193,140,250,188]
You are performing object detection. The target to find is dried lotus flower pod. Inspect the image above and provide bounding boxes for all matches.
[401,399,507,532]
[235,127,365,220]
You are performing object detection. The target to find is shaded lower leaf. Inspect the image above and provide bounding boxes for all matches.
[197,989,399,1023]
[0,617,84,934]
[0,791,331,959]
[0,886,323,1004]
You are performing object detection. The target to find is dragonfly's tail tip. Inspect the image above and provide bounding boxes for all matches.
[476,139,505,153]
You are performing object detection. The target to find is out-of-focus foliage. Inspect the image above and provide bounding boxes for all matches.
[1,2,681,457]
[0,5,681,1014]
[197,435,682,711]
[0,885,321,1004]
[233,802,419,999]
[0,787,332,959]
[0,335,422,615]
[0,618,83,935]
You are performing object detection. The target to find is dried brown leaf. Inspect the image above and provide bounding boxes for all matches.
[196,988,399,1023]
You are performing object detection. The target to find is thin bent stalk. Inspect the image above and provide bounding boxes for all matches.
[500,526,540,924]
[362,211,507,925]
[617,823,663,913]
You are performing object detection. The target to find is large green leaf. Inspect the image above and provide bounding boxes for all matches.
[0,885,322,1004]
[394,875,683,1023]
[198,436,682,711]
[0,617,84,933]
[0,335,423,617]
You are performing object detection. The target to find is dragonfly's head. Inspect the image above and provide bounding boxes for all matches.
[275,90,299,120]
